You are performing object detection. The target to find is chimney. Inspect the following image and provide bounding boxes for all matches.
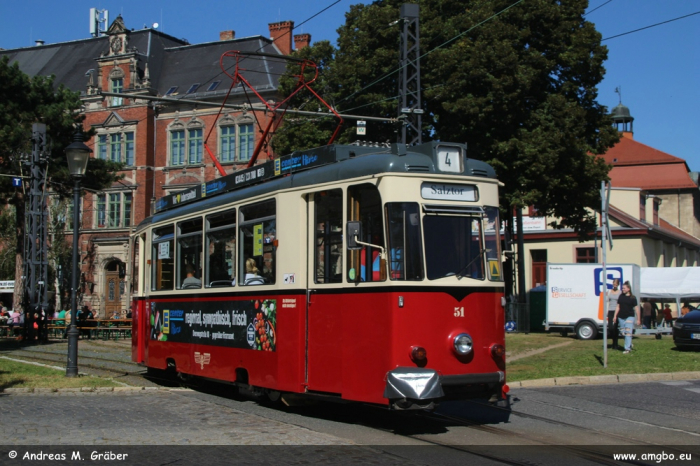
[35,40,45,46]
[219,30,235,41]
[268,21,294,55]
[294,33,311,51]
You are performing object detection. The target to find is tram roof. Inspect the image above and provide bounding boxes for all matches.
[135,142,497,232]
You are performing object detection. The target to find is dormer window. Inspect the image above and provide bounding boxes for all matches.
[110,78,123,107]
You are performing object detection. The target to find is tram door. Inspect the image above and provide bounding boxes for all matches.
[306,190,344,394]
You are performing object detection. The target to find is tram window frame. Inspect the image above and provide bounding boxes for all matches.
[423,214,485,281]
[205,209,236,288]
[151,225,175,291]
[314,189,343,284]
[483,207,503,281]
[347,184,386,283]
[177,217,203,290]
[239,200,276,286]
[385,202,425,281]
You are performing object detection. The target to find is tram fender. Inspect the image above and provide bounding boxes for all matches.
[383,367,444,400]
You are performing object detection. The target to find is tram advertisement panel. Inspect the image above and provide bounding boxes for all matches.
[149,299,276,352]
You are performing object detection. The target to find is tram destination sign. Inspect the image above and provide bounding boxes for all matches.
[155,146,340,213]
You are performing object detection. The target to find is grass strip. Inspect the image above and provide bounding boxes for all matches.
[507,335,700,382]
[0,357,121,390]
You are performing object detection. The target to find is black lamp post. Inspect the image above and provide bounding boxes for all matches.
[65,132,91,377]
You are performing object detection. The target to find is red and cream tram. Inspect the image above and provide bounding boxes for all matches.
[130,141,507,409]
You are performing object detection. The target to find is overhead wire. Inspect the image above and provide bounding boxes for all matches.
[584,0,614,17]
[601,10,700,41]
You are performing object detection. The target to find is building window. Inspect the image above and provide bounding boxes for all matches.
[98,135,108,160]
[110,78,123,107]
[239,124,254,162]
[125,132,134,166]
[170,124,204,166]
[220,126,235,163]
[188,128,203,164]
[575,247,596,263]
[110,134,121,162]
[170,130,186,166]
[219,123,254,163]
[96,192,132,228]
[97,131,135,165]
[640,194,646,222]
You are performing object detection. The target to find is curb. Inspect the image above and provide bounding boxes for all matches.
[4,372,700,394]
[0,386,167,394]
[510,371,700,388]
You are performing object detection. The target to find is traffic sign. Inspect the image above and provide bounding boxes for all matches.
[12,177,22,187]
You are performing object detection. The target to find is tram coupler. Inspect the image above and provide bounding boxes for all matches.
[384,367,444,410]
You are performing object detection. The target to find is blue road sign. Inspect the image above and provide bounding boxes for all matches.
[12,177,22,187]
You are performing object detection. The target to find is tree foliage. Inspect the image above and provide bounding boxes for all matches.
[0,55,123,201]
[0,207,15,280]
[273,41,343,154]
[276,0,618,238]
[0,56,123,308]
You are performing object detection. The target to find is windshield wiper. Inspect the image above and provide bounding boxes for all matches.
[454,248,490,280]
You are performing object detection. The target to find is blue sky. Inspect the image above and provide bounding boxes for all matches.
[1,1,698,170]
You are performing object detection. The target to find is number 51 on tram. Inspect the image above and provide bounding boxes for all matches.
[129,141,507,410]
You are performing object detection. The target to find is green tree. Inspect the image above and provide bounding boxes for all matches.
[273,40,345,155]
[0,56,123,310]
[0,207,16,280]
[277,0,618,238]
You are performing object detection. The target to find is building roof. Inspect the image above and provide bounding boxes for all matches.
[157,37,286,99]
[0,26,286,101]
[0,29,186,94]
[601,135,697,190]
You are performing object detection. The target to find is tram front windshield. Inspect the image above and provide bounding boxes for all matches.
[423,214,486,280]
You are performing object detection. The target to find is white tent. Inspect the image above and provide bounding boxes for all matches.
[639,267,700,300]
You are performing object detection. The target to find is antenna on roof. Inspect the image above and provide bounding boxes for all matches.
[90,8,109,37]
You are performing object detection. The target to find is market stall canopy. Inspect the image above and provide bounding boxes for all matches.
[640,267,700,299]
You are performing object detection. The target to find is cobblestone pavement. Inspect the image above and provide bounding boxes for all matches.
[0,390,350,445]
[0,391,430,465]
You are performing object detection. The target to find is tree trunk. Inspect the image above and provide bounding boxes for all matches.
[12,191,25,312]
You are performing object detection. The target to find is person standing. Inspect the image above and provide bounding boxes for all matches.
[641,299,653,329]
[613,281,641,354]
[662,304,673,327]
[607,278,622,350]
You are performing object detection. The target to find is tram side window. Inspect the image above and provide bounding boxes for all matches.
[206,209,236,287]
[152,225,174,291]
[347,184,385,283]
[484,207,503,281]
[130,234,141,294]
[239,200,276,285]
[314,189,343,284]
[385,203,424,280]
[177,218,203,289]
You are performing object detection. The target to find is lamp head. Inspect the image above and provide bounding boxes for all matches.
[65,132,92,178]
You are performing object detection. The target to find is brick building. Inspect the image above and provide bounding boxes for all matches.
[1,15,310,316]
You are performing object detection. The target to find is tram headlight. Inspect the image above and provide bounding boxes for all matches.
[453,333,473,355]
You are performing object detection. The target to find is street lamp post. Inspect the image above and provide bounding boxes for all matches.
[65,132,91,377]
